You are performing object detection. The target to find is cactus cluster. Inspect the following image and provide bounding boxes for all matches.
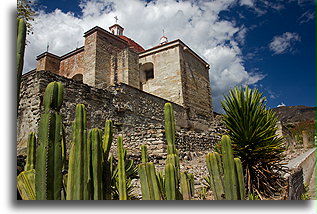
[18,82,134,200]
[18,82,247,201]
[138,103,194,200]
[206,135,245,200]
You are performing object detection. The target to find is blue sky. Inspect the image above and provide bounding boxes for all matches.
[24,0,316,112]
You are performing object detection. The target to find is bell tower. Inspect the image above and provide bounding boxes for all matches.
[109,16,124,36]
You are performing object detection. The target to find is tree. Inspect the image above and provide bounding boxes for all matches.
[221,86,287,199]
[17,0,36,35]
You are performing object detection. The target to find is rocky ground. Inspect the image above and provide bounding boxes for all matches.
[17,137,313,200]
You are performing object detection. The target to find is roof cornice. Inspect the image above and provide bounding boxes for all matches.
[139,39,209,66]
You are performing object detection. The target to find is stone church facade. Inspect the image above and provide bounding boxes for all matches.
[17,24,223,160]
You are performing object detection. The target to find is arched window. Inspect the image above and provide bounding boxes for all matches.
[72,73,83,82]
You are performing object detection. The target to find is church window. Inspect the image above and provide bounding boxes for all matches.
[140,62,154,81]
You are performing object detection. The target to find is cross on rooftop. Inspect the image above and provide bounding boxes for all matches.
[114,16,118,23]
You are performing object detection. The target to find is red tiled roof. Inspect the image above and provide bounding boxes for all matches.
[118,35,145,53]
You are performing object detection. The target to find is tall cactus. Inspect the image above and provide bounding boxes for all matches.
[138,144,161,200]
[90,128,103,200]
[24,132,36,171]
[138,162,161,200]
[102,120,113,159]
[206,135,245,200]
[206,152,225,200]
[35,81,64,200]
[164,103,176,155]
[17,18,27,108]
[141,144,149,163]
[234,158,245,200]
[102,120,113,200]
[117,135,127,200]
[66,104,88,200]
[221,135,238,200]
[165,163,177,200]
[180,172,194,200]
[138,103,194,200]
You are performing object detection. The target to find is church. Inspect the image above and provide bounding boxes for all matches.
[35,22,213,120]
[17,22,221,156]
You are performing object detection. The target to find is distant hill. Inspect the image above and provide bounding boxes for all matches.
[272,105,316,124]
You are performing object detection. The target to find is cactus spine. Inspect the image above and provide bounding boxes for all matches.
[117,135,127,200]
[17,18,26,107]
[25,132,36,171]
[35,82,64,200]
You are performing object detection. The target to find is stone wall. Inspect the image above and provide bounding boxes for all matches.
[180,45,213,119]
[59,47,85,78]
[139,45,184,105]
[288,168,305,200]
[17,70,224,158]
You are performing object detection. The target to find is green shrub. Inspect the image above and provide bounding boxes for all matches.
[221,86,287,198]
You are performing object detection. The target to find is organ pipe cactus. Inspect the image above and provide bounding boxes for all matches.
[138,103,195,200]
[164,103,176,155]
[66,104,88,200]
[102,120,113,159]
[206,152,225,200]
[221,135,238,200]
[17,169,36,200]
[117,135,127,200]
[90,128,103,200]
[24,132,36,171]
[205,135,245,200]
[138,162,161,200]
[180,172,194,200]
[234,158,245,200]
[141,144,149,163]
[138,144,161,200]
[35,81,64,200]
[164,163,177,200]
[17,18,26,107]
[102,120,113,200]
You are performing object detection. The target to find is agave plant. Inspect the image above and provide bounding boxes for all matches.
[221,86,286,199]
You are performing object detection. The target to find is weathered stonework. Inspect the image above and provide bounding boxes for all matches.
[17,71,225,157]
[34,25,213,131]
[19,24,227,199]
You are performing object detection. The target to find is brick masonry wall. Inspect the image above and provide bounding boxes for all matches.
[59,48,85,78]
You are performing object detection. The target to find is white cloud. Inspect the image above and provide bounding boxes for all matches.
[239,0,284,15]
[240,0,255,7]
[277,102,286,107]
[269,32,301,55]
[297,10,315,24]
[24,0,265,112]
